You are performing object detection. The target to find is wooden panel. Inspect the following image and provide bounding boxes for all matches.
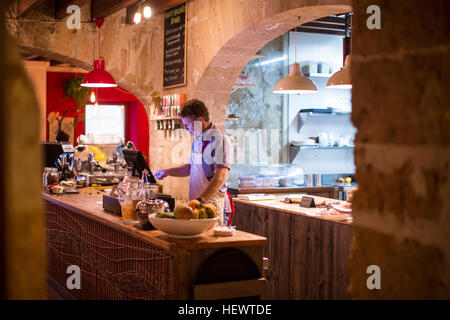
[193,278,266,300]
[234,203,291,299]
[234,201,352,300]
[290,215,351,299]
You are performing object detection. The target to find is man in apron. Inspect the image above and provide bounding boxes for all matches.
[154,99,231,224]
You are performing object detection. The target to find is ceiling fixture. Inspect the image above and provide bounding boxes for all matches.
[143,5,152,18]
[273,18,317,94]
[326,55,352,89]
[81,19,117,88]
[134,1,152,24]
[327,13,352,89]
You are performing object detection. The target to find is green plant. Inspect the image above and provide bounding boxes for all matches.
[63,77,90,125]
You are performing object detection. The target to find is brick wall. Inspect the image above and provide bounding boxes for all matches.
[349,0,450,298]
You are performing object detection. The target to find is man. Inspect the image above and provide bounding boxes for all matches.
[154,99,231,224]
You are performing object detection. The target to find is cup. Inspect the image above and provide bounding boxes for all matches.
[120,200,139,224]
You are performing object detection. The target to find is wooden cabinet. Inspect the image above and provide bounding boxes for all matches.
[233,202,352,299]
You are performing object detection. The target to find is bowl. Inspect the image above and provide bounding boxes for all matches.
[148,214,219,238]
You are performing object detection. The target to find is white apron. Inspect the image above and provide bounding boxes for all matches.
[189,139,225,224]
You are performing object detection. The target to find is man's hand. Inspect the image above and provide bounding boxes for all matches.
[154,169,168,180]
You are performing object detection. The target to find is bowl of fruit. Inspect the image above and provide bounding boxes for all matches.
[148,200,219,238]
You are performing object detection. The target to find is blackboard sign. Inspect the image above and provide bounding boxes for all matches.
[300,196,315,208]
[163,2,187,88]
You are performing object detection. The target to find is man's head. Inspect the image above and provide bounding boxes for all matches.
[180,99,210,136]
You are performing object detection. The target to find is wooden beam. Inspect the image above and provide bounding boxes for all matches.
[16,0,46,17]
[91,0,139,19]
[55,0,90,20]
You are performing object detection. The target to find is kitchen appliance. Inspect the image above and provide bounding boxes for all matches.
[42,142,75,168]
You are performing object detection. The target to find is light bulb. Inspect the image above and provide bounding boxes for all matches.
[143,6,152,18]
[90,91,96,103]
[133,12,142,24]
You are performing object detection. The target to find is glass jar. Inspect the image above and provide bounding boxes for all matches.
[136,198,169,227]
[47,168,60,186]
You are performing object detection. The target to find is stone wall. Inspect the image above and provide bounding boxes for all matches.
[349,0,450,298]
[6,0,351,200]
[1,0,47,299]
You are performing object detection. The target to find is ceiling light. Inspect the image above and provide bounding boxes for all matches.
[273,62,317,94]
[273,26,317,94]
[326,55,352,89]
[134,11,142,24]
[81,19,117,88]
[143,6,152,18]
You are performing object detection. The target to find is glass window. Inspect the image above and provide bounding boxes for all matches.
[85,104,125,140]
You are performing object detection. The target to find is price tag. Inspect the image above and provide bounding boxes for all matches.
[300,196,315,208]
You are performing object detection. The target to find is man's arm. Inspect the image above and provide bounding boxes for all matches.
[199,167,229,202]
[154,164,191,179]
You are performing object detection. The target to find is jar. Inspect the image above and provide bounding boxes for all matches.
[47,168,60,186]
[136,199,169,227]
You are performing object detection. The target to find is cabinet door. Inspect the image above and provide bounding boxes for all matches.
[234,202,291,299]
[290,215,352,299]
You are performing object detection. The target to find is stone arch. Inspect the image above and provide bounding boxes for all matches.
[194,3,352,127]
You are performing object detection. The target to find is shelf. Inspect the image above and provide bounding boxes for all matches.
[231,84,256,93]
[289,144,353,162]
[306,73,333,78]
[150,116,181,121]
[225,117,239,121]
[251,54,267,59]
[292,145,354,149]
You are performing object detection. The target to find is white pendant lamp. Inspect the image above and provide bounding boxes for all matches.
[273,62,318,94]
[273,30,317,94]
[326,54,352,89]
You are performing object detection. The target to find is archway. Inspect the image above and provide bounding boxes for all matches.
[20,46,151,160]
[194,4,351,128]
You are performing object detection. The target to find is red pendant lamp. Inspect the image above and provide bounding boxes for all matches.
[81,18,117,88]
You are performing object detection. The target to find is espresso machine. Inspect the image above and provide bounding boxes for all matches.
[75,144,127,186]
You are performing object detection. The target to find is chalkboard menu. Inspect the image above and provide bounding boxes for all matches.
[163,2,187,88]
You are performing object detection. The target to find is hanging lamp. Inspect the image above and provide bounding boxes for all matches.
[81,18,118,88]
[326,54,352,89]
[273,21,317,94]
[327,13,352,89]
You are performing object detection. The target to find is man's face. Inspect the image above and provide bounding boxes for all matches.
[182,116,203,136]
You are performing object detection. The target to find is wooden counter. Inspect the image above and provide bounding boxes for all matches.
[233,194,352,225]
[232,194,353,300]
[43,188,266,300]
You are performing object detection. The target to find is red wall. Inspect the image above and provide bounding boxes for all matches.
[46,72,150,161]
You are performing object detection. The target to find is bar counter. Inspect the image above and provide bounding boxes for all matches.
[232,194,353,299]
[43,188,266,300]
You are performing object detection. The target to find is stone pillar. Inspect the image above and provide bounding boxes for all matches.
[349,0,450,298]
[0,1,47,299]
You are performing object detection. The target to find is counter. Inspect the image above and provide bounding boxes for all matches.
[43,188,266,300]
[233,193,352,225]
[232,194,353,299]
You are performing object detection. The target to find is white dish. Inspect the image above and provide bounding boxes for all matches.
[330,203,352,213]
[148,214,219,237]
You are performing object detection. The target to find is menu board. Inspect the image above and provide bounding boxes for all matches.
[163,3,187,88]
